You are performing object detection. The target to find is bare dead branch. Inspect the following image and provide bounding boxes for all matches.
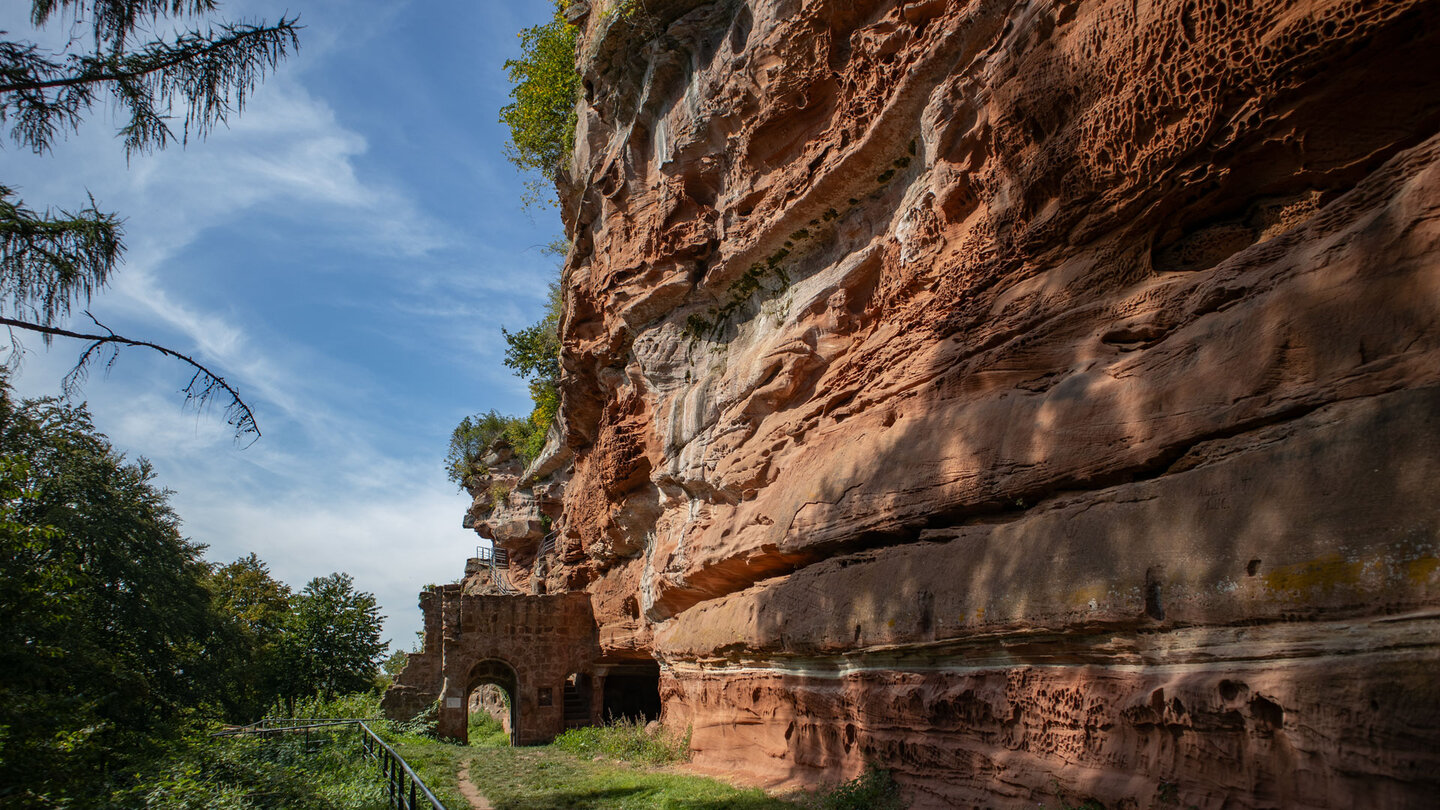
[0,312,259,443]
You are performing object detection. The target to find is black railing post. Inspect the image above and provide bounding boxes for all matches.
[389,752,398,805]
[392,752,401,807]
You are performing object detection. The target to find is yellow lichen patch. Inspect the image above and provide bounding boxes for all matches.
[1067,586,1110,609]
[1406,556,1440,585]
[1262,553,1365,596]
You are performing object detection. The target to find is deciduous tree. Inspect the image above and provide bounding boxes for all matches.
[282,572,386,705]
[499,0,579,208]
[207,552,293,721]
[0,373,224,802]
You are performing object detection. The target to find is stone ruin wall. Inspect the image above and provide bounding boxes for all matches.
[463,0,1440,806]
[383,589,599,745]
[381,589,446,722]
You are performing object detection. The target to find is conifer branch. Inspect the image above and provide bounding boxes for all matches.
[0,185,123,330]
[0,17,300,155]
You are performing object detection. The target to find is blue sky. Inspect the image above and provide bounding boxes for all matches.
[2,0,561,647]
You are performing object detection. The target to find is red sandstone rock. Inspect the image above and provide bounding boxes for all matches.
[436,0,1440,805]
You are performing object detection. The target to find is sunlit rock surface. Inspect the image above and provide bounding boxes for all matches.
[468,0,1440,805]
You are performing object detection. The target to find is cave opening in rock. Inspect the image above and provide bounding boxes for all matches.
[601,659,662,723]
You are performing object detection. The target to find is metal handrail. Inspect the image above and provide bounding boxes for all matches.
[472,544,519,594]
[215,718,448,810]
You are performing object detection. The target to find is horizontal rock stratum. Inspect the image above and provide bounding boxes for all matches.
[453,0,1440,806]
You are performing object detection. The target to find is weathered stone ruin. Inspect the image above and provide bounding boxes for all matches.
[386,0,1440,805]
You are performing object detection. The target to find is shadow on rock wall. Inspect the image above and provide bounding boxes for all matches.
[653,2,1440,806]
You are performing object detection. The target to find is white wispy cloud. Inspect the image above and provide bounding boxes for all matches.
[2,0,564,648]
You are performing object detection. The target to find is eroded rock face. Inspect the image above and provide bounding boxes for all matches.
[474,0,1440,804]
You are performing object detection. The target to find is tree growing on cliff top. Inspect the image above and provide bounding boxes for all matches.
[0,0,301,440]
[446,409,535,488]
[448,280,563,488]
[499,0,579,209]
[500,278,562,459]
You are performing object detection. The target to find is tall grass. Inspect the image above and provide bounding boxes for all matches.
[551,716,690,765]
[468,711,511,747]
[132,726,387,810]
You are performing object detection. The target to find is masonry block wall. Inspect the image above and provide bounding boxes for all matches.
[379,588,445,721]
[383,586,600,746]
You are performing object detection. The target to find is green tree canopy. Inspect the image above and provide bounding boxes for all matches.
[0,374,224,802]
[503,279,563,460]
[0,372,391,803]
[501,279,563,384]
[499,0,579,207]
[446,409,534,488]
[207,552,294,721]
[282,572,386,704]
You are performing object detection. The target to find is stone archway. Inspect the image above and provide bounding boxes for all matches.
[466,658,518,746]
[386,588,599,746]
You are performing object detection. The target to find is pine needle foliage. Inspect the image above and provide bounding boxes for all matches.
[0,0,299,441]
[1,1,300,156]
[0,184,121,330]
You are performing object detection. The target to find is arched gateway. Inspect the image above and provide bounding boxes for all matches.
[465,658,518,744]
[382,587,599,745]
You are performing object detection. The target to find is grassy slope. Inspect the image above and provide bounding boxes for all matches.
[390,717,801,810]
[389,714,902,810]
[454,744,796,810]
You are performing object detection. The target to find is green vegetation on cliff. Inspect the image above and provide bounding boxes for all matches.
[500,279,563,461]
[447,0,576,488]
[499,0,581,207]
[448,280,563,486]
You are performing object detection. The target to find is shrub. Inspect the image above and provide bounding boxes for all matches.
[489,482,513,508]
[817,765,904,810]
[468,712,510,748]
[552,717,689,765]
[392,699,442,739]
[445,410,532,488]
[135,726,385,810]
[284,691,384,721]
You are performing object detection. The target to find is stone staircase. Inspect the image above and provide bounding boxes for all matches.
[562,682,589,730]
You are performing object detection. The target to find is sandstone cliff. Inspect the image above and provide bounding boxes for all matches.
[466,0,1440,806]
